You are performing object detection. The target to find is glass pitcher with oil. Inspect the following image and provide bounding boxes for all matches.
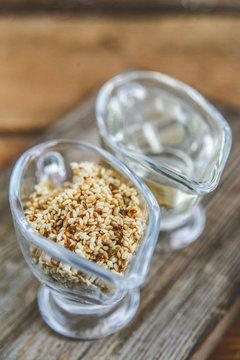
[96,71,232,249]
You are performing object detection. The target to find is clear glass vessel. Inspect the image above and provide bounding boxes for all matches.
[9,139,160,339]
[96,71,232,249]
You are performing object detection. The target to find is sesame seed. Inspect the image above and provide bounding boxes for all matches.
[25,161,145,284]
[68,218,75,225]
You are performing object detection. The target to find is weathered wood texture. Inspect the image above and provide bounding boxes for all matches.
[0,0,239,13]
[0,15,239,132]
[210,315,240,360]
[0,14,239,169]
[0,96,239,360]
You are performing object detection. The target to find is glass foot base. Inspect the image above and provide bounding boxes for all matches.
[158,205,206,250]
[38,285,140,339]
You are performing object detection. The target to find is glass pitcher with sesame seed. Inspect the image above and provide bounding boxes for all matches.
[9,139,160,339]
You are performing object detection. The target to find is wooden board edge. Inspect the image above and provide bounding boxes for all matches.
[192,298,240,360]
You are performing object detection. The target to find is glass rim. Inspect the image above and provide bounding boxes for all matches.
[96,70,232,194]
[9,139,160,289]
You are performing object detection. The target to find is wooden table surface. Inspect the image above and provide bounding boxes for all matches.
[0,13,239,359]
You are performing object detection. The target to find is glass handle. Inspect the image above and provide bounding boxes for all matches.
[36,151,66,186]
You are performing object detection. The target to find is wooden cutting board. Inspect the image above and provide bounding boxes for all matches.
[0,95,239,360]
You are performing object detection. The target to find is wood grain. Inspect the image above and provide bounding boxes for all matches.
[0,0,239,13]
[210,315,240,360]
[0,96,239,360]
[0,15,239,134]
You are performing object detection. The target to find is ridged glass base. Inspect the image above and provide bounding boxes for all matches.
[38,285,140,339]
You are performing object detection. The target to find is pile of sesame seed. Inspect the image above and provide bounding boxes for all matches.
[25,161,145,282]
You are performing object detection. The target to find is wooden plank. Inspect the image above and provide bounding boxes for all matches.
[210,314,240,360]
[194,301,240,360]
[0,95,239,360]
[0,15,239,135]
[0,0,239,13]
